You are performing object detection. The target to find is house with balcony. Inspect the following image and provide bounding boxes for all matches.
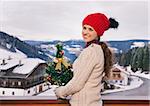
[107,65,131,86]
[0,58,49,96]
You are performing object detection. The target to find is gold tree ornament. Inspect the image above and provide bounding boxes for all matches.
[55,58,71,71]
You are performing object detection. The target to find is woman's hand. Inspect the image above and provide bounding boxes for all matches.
[54,87,66,99]
[54,87,59,98]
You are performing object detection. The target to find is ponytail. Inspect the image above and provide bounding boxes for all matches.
[99,42,113,78]
[99,17,119,78]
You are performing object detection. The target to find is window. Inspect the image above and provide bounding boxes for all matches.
[113,74,116,77]
[118,74,121,78]
[18,81,21,86]
[39,76,43,80]
[28,90,30,94]
[2,91,5,95]
[12,82,15,86]
[12,92,15,95]
[3,81,6,85]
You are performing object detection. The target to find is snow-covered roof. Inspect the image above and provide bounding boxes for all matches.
[0,47,27,70]
[113,64,130,75]
[12,58,45,74]
[0,59,19,70]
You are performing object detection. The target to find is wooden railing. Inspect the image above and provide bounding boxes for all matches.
[0,99,149,106]
[0,96,149,106]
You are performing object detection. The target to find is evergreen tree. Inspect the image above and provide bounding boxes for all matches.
[130,47,139,72]
[142,45,149,72]
[118,44,149,73]
[119,53,126,66]
[45,42,73,86]
[136,48,144,69]
[124,51,132,67]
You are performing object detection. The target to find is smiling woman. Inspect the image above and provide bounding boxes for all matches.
[0,1,149,106]
[54,12,119,106]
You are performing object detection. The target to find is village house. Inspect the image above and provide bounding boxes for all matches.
[107,65,131,86]
[0,58,49,96]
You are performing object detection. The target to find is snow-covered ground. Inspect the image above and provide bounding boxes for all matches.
[36,85,58,96]
[127,66,150,79]
[114,64,150,80]
[101,76,143,94]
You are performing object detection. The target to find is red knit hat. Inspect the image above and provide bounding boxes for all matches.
[82,13,110,36]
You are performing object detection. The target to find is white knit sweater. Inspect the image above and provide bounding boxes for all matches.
[55,43,104,106]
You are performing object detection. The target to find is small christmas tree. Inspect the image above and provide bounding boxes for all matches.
[45,42,73,86]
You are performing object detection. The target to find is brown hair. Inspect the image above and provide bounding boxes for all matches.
[98,17,119,78]
[99,41,113,78]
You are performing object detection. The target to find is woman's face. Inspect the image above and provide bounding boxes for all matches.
[82,25,98,43]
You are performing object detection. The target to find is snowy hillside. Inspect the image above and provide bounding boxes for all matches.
[40,44,57,55]
[40,43,83,63]
[109,47,119,53]
[0,31,49,61]
[126,66,150,79]
[64,44,82,56]
[0,47,27,60]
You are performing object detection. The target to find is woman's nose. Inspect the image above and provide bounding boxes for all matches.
[83,29,88,35]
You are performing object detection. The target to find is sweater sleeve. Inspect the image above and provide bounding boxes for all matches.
[55,46,98,98]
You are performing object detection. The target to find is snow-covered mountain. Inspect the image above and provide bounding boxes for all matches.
[0,31,49,61]
[25,39,150,63]
[131,42,145,49]
[26,39,149,53]
[108,40,149,53]
[1,31,149,63]
[39,43,82,63]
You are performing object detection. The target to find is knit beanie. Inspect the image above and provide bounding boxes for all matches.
[82,13,110,36]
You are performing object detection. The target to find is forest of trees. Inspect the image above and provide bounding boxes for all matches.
[118,44,149,73]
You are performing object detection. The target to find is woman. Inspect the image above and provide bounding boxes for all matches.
[54,13,119,106]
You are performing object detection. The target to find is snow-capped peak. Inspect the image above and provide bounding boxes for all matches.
[131,42,145,49]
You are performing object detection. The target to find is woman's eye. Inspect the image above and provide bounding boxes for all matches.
[89,28,93,31]
[83,27,86,30]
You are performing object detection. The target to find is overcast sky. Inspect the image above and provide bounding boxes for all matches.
[0,0,149,41]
